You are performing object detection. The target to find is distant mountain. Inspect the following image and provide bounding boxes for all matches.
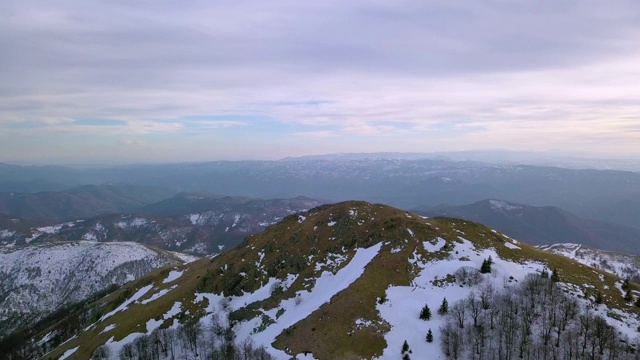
[413,199,640,255]
[0,241,196,339]
[0,179,70,193]
[0,184,176,222]
[20,201,640,360]
[3,158,640,229]
[0,195,323,255]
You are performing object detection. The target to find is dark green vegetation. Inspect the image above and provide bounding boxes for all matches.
[415,199,640,254]
[2,201,639,360]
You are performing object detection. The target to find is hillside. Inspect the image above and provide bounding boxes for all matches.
[0,241,197,340]
[414,199,640,255]
[11,201,640,359]
[540,243,640,283]
[0,184,176,222]
[0,196,322,255]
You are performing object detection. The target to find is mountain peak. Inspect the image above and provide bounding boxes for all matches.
[20,201,640,360]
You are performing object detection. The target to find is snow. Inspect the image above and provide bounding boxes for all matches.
[59,346,79,360]
[101,324,116,334]
[168,251,199,263]
[0,241,182,332]
[424,237,446,252]
[100,285,153,322]
[163,270,184,284]
[141,286,176,305]
[233,243,383,359]
[145,302,182,333]
[504,242,521,250]
[0,230,15,239]
[489,199,521,211]
[327,221,336,227]
[406,228,414,237]
[105,332,145,359]
[376,238,545,360]
[298,215,306,223]
[82,231,98,241]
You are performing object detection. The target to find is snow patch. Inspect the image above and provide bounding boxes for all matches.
[59,346,79,360]
[424,237,447,252]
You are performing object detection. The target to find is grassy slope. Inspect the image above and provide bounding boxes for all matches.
[42,201,640,359]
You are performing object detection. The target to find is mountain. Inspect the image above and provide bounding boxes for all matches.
[540,243,640,283]
[0,184,176,222]
[0,241,197,340]
[16,201,640,359]
[0,196,323,255]
[3,159,640,229]
[413,199,640,255]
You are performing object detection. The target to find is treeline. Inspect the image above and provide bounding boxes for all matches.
[440,274,640,359]
[91,313,274,360]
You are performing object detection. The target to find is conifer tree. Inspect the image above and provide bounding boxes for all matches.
[480,258,492,274]
[438,297,449,315]
[625,288,633,301]
[419,304,432,320]
[551,268,560,282]
[635,295,640,308]
[426,329,433,343]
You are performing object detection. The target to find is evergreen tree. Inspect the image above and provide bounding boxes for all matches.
[419,304,432,320]
[635,295,640,308]
[402,354,411,360]
[551,268,560,282]
[622,278,630,290]
[625,288,633,301]
[426,329,433,343]
[438,297,449,315]
[402,340,409,353]
[480,258,492,274]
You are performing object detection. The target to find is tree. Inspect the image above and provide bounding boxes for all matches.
[635,295,640,308]
[426,329,433,343]
[438,297,449,315]
[551,268,560,282]
[402,340,409,353]
[625,288,633,301]
[540,268,549,278]
[420,304,432,320]
[480,258,492,274]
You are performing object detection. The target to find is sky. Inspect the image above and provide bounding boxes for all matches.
[1,0,640,164]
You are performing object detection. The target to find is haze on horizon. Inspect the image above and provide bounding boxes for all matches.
[1,1,640,164]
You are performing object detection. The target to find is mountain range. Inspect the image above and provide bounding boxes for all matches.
[2,158,640,230]
[10,202,638,360]
[0,195,322,255]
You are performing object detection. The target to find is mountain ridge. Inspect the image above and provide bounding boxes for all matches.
[21,201,640,360]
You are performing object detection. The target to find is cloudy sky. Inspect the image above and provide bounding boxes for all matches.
[2,1,640,164]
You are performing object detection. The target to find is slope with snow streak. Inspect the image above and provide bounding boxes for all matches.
[0,241,188,337]
[235,243,382,359]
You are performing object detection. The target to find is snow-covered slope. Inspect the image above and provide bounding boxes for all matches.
[0,196,322,255]
[16,202,640,360]
[540,243,640,282]
[0,241,196,338]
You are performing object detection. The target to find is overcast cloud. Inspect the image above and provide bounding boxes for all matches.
[1,0,640,163]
